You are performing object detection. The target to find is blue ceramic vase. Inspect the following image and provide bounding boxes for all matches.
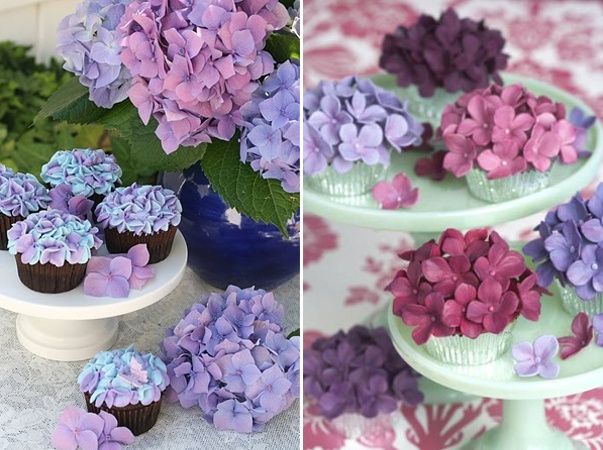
[162,165,300,290]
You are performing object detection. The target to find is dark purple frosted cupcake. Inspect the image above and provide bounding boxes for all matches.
[0,170,51,250]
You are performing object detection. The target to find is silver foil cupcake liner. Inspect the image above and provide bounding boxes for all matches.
[396,86,462,125]
[424,324,514,366]
[557,281,603,316]
[306,164,386,197]
[465,169,550,203]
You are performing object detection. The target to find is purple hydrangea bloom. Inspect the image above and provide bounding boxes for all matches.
[380,8,508,97]
[524,184,603,299]
[0,172,51,218]
[303,76,423,175]
[57,0,131,108]
[161,285,299,433]
[120,0,289,154]
[304,326,423,419]
[240,61,300,193]
[51,406,135,450]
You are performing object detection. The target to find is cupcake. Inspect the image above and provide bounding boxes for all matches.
[379,8,508,122]
[78,346,169,436]
[95,184,181,264]
[390,228,546,365]
[304,76,423,196]
[41,148,122,207]
[7,210,101,293]
[0,172,51,250]
[440,83,582,203]
[524,184,603,315]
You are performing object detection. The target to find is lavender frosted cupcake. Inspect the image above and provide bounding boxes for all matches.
[7,210,101,293]
[0,172,51,250]
[95,184,181,263]
[41,148,122,206]
[78,346,169,436]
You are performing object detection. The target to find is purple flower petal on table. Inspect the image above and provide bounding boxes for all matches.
[127,244,150,267]
[559,313,593,359]
[593,314,603,346]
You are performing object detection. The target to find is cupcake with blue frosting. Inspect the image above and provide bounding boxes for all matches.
[95,184,181,264]
[41,148,122,205]
[0,171,51,250]
[78,346,169,435]
[7,209,101,293]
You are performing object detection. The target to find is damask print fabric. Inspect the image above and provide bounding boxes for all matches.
[303,0,603,448]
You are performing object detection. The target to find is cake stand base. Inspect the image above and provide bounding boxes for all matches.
[16,315,119,361]
[461,399,586,450]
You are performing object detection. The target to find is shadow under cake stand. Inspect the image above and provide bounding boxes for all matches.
[305,73,603,405]
[388,284,599,450]
[0,230,187,361]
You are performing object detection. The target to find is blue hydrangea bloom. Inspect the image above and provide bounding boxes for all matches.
[240,60,300,193]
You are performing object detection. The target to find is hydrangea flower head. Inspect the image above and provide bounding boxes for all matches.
[0,172,51,218]
[391,228,545,344]
[119,0,289,153]
[440,84,583,179]
[240,60,300,193]
[523,183,603,300]
[57,0,132,108]
[304,325,423,419]
[161,285,299,433]
[304,76,423,175]
[380,8,508,97]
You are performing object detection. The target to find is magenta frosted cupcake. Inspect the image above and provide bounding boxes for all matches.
[95,184,181,264]
[7,210,101,293]
[0,171,51,250]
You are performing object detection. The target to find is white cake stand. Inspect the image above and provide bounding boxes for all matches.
[388,283,603,450]
[0,231,187,361]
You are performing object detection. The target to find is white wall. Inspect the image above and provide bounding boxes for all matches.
[0,0,79,62]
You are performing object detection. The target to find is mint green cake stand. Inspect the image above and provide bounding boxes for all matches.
[388,283,600,450]
[304,73,603,234]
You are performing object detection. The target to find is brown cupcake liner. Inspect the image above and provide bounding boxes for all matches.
[104,226,177,264]
[0,214,23,251]
[84,392,162,436]
[15,256,87,293]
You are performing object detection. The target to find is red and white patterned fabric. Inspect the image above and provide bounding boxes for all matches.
[303,0,603,448]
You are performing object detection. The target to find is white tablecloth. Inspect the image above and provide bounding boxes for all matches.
[0,270,300,450]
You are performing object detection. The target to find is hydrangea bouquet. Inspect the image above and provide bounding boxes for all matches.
[524,183,603,315]
[440,83,581,203]
[161,285,299,433]
[390,228,546,365]
[37,0,300,234]
[303,76,423,196]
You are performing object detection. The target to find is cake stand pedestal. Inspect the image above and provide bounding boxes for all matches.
[0,231,188,361]
[388,282,603,450]
[306,73,603,406]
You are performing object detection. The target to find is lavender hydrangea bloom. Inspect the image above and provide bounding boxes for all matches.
[161,285,299,433]
[240,61,300,193]
[120,0,289,154]
[304,326,423,419]
[57,0,131,108]
[524,184,603,299]
[304,76,423,175]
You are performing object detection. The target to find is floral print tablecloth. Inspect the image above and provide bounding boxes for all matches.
[303,0,603,448]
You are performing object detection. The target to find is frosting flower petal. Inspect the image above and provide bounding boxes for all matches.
[512,335,560,379]
[0,173,51,218]
[372,173,419,210]
[558,312,593,360]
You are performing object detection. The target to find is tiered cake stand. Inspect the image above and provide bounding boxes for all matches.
[0,230,187,361]
[305,73,603,447]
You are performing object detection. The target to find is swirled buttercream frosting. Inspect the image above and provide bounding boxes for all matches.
[41,149,122,197]
[0,172,51,217]
[95,184,182,236]
[7,209,102,266]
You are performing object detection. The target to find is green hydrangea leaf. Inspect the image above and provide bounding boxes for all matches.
[265,30,300,63]
[200,136,299,235]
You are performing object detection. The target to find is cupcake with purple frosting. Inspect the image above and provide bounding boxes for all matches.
[0,172,51,250]
[41,148,122,206]
[78,346,169,436]
[7,209,101,293]
[95,184,181,264]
